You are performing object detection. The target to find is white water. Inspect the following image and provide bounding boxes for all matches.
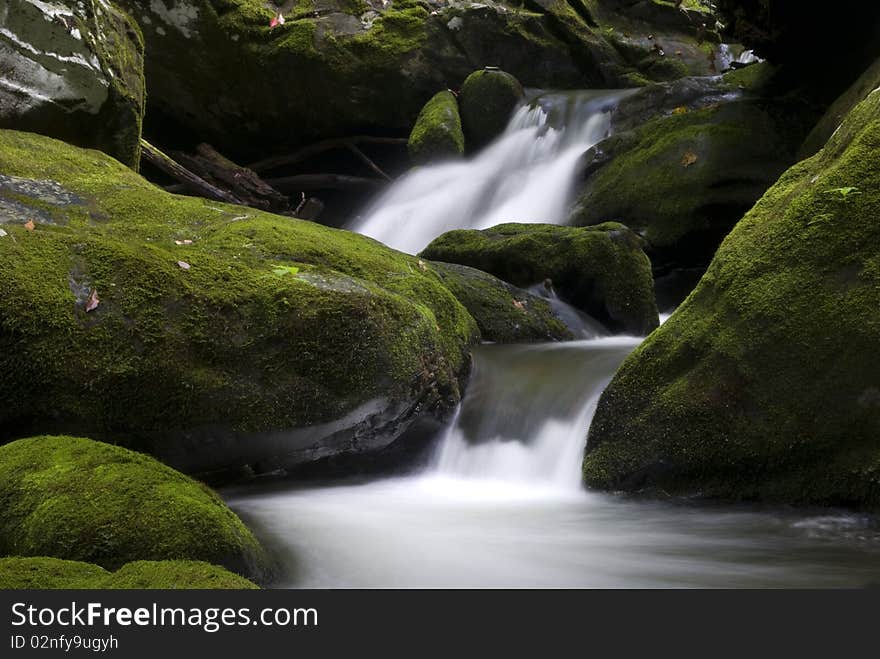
[350,91,628,254]
[227,338,880,588]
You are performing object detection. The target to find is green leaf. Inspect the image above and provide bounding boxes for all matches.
[825,186,862,198]
[271,264,300,277]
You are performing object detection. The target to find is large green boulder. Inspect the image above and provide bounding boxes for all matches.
[0,0,145,168]
[0,130,477,477]
[408,91,465,165]
[570,66,816,268]
[0,557,258,589]
[421,223,658,335]
[0,436,272,580]
[113,0,723,158]
[583,88,880,509]
[430,262,574,343]
[459,69,524,149]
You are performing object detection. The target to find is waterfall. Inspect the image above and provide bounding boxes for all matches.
[432,337,640,490]
[350,90,631,255]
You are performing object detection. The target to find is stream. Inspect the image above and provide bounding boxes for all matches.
[227,91,880,588]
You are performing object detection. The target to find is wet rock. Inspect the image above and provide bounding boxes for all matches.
[0,0,145,168]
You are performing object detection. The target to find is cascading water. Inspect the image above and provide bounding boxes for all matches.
[225,91,880,589]
[433,338,637,490]
[350,90,631,254]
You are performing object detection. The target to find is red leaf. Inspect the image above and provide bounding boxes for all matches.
[24,219,35,231]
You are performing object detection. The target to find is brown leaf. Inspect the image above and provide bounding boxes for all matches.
[672,106,688,115]
[512,299,526,311]
[85,289,100,313]
[24,219,35,231]
[681,150,699,167]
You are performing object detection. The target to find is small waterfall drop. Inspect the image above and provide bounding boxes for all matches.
[433,337,640,490]
[350,90,630,254]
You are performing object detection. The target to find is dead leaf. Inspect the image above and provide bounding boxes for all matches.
[512,299,525,311]
[0,228,7,238]
[672,106,688,115]
[269,12,285,28]
[177,261,191,270]
[681,150,699,167]
[85,289,100,313]
[417,259,428,271]
[175,239,193,245]
[24,219,35,231]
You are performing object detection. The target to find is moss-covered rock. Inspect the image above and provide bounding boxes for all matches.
[0,0,145,169]
[408,91,465,165]
[430,262,573,343]
[0,436,272,581]
[570,68,816,267]
[583,87,880,510]
[112,0,723,158]
[0,129,478,477]
[0,557,258,589]
[459,69,524,150]
[421,222,658,335]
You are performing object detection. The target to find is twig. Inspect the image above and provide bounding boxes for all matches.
[247,136,407,173]
[264,174,387,192]
[346,143,392,181]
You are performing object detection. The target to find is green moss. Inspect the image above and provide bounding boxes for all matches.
[408,91,465,165]
[104,560,259,589]
[459,69,524,151]
[583,89,880,510]
[430,262,573,343]
[0,436,273,581]
[421,223,658,335]
[571,97,814,262]
[0,130,477,472]
[0,557,258,589]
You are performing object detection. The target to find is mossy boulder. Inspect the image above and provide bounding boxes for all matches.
[583,87,880,509]
[0,0,145,169]
[421,223,658,335]
[0,129,477,477]
[408,91,465,165]
[430,262,573,343]
[113,0,723,158]
[0,436,272,581]
[459,69,524,150]
[0,557,258,589]
[570,69,816,268]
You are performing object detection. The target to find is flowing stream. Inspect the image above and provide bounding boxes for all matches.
[226,93,880,588]
[228,337,880,588]
[350,90,630,255]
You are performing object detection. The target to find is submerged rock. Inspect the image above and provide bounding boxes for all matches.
[0,0,145,168]
[0,129,478,477]
[0,436,273,582]
[408,90,465,165]
[459,69,524,150]
[430,262,575,343]
[421,222,658,335]
[584,87,880,509]
[0,556,258,589]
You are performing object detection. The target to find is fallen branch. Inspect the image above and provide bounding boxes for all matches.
[140,139,242,205]
[346,143,392,181]
[248,136,407,174]
[265,174,387,193]
[175,143,290,213]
